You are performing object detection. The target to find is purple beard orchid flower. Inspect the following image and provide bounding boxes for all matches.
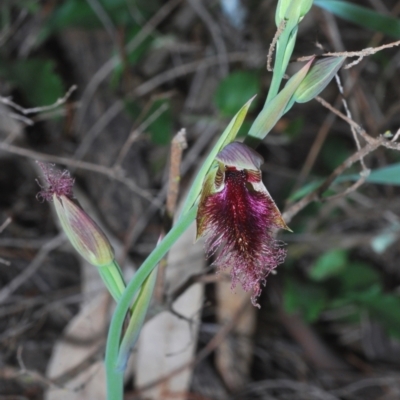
[196,142,290,307]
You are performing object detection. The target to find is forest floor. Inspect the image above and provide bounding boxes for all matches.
[1,0,400,399]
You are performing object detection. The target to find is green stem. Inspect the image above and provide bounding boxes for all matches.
[266,28,291,105]
[98,260,126,303]
[105,205,197,400]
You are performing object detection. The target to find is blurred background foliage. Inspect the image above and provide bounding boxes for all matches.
[2,0,400,399]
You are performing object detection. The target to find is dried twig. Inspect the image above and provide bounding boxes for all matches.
[166,129,188,220]
[0,141,157,204]
[0,85,77,116]
[113,101,170,168]
[75,0,182,134]
[297,39,400,69]
[0,234,65,303]
[187,0,229,77]
[267,19,286,72]
[133,298,249,396]
[283,136,388,224]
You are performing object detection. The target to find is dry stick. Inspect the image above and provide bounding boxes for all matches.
[291,99,339,193]
[113,102,169,168]
[17,346,63,390]
[187,0,229,77]
[0,234,65,303]
[120,123,219,264]
[73,51,261,163]
[132,298,249,396]
[0,85,77,116]
[297,39,400,68]
[315,96,375,144]
[283,137,385,224]
[335,74,368,172]
[154,129,187,302]
[267,19,286,72]
[0,217,11,234]
[85,0,117,42]
[75,0,182,135]
[0,141,156,204]
[166,129,188,220]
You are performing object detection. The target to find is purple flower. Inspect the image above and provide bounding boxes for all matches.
[196,142,290,307]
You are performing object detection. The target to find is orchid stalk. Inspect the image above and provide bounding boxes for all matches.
[34,1,349,398]
[36,162,126,302]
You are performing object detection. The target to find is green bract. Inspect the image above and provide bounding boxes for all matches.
[54,195,126,302]
[293,56,346,103]
[276,0,314,26]
[247,58,313,145]
[54,195,115,267]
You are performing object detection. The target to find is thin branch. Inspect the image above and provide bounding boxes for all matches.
[113,101,170,168]
[0,85,77,116]
[133,298,249,395]
[297,39,400,69]
[267,19,286,72]
[283,136,386,224]
[334,73,368,171]
[0,234,65,303]
[315,96,375,144]
[166,129,187,220]
[0,217,12,234]
[75,0,182,135]
[0,141,157,204]
[187,0,229,77]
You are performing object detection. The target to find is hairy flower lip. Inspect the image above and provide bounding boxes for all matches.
[196,142,290,306]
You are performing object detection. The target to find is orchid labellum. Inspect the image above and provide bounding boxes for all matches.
[196,142,290,307]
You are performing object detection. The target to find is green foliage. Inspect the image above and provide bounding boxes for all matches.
[292,56,345,104]
[284,117,304,139]
[363,162,400,185]
[315,0,400,38]
[336,261,381,292]
[38,0,160,44]
[145,98,172,146]
[285,247,400,339]
[214,71,260,116]
[284,277,328,322]
[308,249,347,281]
[0,59,64,107]
[321,136,352,170]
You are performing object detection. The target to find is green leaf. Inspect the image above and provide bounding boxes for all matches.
[0,59,64,107]
[315,0,400,38]
[293,56,345,103]
[246,58,313,144]
[365,163,400,185]
[284,278,327,322]
[145,99,172,146]
[309,249,347,281]
[352,287,400,339]
[116,266,158,371]
[214,71,260,116]
[337,261,381,292]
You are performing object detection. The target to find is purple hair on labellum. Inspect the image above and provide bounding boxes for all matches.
[196,142,290,307]
[36,162,75,202]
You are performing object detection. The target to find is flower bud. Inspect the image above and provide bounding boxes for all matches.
[53,195,115,267]
[276,0,313,26]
